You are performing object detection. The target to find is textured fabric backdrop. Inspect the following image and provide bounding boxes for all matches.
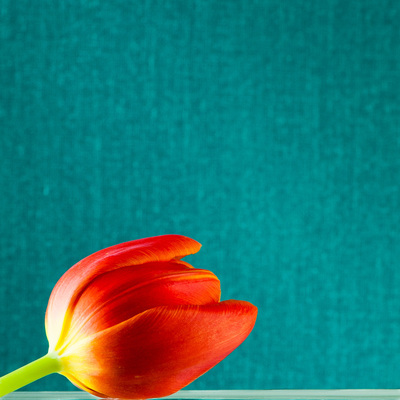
[1,0,400,391]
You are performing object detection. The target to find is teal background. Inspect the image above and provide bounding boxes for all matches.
[1,0,400,392]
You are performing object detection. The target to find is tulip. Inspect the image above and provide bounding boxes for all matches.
[0,235,257,398]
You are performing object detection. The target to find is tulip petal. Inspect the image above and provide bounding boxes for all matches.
[46,235,201,350]
[57,261,221,352]
[60,300,258,399]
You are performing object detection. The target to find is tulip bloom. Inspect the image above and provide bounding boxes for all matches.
[0,235,257,398]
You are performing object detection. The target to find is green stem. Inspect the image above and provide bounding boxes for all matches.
[0,352,61,397]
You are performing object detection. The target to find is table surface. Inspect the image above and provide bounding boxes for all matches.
[2,390,400,400]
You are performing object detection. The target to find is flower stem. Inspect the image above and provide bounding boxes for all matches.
[0,352,61,397]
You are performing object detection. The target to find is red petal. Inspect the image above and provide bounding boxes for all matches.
[60,300,257,399]
[57,261,221,352]
[45,235,201,350]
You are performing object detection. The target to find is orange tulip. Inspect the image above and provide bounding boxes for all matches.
[0,235,257,399]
